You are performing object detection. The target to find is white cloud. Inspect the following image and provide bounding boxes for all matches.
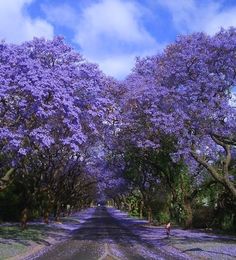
[156,0,236,35]
[41,4,77,28]
[75,0,155,49]
[98,54,138,79]
[205,8,236,35]
[43,0,161,78]
[0,0,53,43]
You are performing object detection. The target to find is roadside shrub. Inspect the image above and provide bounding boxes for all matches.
[0,185,21,221]
[192,207,215,228]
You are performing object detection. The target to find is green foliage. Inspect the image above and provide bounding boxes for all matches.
[221,214,236,231]
[192,206,215,228]
[0,184,22,221]
[115,139,236,232]
[192,183,236,231]
[0,180,43,221]
[124,192,141,217]
[157,211,170,224]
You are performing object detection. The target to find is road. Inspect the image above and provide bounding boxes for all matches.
[33,207,183,260]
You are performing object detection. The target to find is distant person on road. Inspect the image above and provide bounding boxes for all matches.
[166,221,171,237]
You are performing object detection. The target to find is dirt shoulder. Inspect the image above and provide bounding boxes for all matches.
[0,208,96,260]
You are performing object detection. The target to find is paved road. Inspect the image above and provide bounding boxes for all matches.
[34,207,182,260]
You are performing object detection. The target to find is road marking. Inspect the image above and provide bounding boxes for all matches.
[98,243,121,260]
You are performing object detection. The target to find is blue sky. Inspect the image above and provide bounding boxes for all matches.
[1,0,236,79]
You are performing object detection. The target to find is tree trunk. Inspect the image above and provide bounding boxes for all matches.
[55,213,60,222]
[183,197,193,228]
[21,208,28,230]
[147,206,153,224]
[128,202,132,212]
[54,203,61,222]
[140,200,144,219]
[191,149,236,199]
[0,168,14,191]
[43,210,49,224]
[121,202,125,211]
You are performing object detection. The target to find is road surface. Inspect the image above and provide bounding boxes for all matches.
[33,207,184,260]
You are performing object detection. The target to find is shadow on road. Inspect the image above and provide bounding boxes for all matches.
[35,207,182,260]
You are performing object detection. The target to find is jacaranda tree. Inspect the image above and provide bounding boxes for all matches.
[123,28,236,198]
[0,36,113,222]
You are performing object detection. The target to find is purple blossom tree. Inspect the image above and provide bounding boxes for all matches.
[123,28,236,198]
[0,36,114,221]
